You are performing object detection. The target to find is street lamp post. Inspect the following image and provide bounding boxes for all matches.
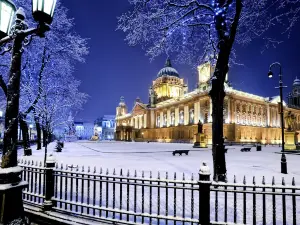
[0,0,57,224]
[268,62,288,174]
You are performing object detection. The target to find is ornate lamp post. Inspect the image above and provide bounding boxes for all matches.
[0,0,56,224]
[268,62,288,174]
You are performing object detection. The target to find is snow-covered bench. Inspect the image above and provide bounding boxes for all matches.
[241,147,251,152]
[172,150,189,156]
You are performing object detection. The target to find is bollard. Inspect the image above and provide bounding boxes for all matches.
[281,153,287,174]
[43,154,56,211]
[199,162,211,225]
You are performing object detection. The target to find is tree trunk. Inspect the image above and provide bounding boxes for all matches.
[35,117,42,150]
[209,49,230,182]
[19,116,30,151]
[42,127,47,147]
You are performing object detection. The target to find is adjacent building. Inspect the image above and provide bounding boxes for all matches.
[95,115,115,140]
[115,59,300,144]
[74,121,95,140]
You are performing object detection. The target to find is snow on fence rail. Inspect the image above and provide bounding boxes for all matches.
[18,160,300,225]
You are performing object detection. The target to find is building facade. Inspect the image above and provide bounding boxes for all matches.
[95,115,115,140]
[115,59,300,144]
[74,121,95,140]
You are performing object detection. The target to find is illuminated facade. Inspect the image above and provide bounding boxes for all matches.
[115,59,300,144]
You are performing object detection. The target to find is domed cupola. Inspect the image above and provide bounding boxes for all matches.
[293,77,300,86]
[151,58,186,103]
[157,59,180,78]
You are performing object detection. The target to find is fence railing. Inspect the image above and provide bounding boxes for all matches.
[18,158,300,225]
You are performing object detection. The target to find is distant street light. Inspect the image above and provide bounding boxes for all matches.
[268,62,287,174]
[0,0,57,223]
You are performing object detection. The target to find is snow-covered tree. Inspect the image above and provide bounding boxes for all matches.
[0,0,89,153]
[117,0,300,181]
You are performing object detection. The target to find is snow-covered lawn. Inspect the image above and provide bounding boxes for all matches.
[19,141,300,184]
[17,141,300,224]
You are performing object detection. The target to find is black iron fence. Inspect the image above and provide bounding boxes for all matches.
[19,159,300,225]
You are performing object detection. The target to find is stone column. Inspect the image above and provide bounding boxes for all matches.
[144,114,147,128]
[184,105,189,125]
[167,109,171,127]
[227,97,231,123]
[198,99,201,121]
[209,98,213,122]
[160,111,164,127]
[194,102,199,124]
[150,110,155,128]
[134,117,138,129]
[267,104,270,127]
[175,107,179,126]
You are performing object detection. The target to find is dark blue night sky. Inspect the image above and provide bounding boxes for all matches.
[62,0,300,122]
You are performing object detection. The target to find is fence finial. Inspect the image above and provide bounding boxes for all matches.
[82,166,84,172]
[158,171,160,179]
[24,160,27,165]
[134,170,137,177]
[76,165,79,171]
[61,163,63,170]
[106,168,109,175]
[113,168,116,175]
[243,176,246,184]
[150,171,152,179]
[65,164,68,170]
[142,171,144,178]
[127,169,130,177]
[166,172,168,179]
[93,166,96,173]
[191,173,194,181]
[120,169,123,176]
[70,164,73,171]
[21,159,23,164]
[35,161,38,166]
[282,177,285,186]
[253,176,256,185]
[292,177,295,186]
[88,166,90,173]
[272,176,275,185]
[174,172,176,180]
[199,162,210,175]
[100,167,103,174]
[262,176,265,185]
[234,175,236,183]
[31,160,34,165]
[39,161,42,167]
[182,173,185,180]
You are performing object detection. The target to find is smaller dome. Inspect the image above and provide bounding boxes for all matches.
[293,77,300,86]
[157,58,180,78]
[119,96,126,106]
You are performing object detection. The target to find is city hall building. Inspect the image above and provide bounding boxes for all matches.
[115,59,300,144]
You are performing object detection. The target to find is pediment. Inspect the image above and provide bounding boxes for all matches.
[131,102,148,116]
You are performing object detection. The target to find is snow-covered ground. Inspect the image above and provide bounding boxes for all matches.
[18,141,300,184]
[17,141,300,224]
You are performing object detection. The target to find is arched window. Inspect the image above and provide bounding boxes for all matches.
[204,113,208,123]
[171,112,175,126]
[179,111,184,125]
[163,114,167,127]
[156,116,160,128]
[189,109,194,124]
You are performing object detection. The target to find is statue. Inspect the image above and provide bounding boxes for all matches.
[197,120,203,134]
[285,111,296,131]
